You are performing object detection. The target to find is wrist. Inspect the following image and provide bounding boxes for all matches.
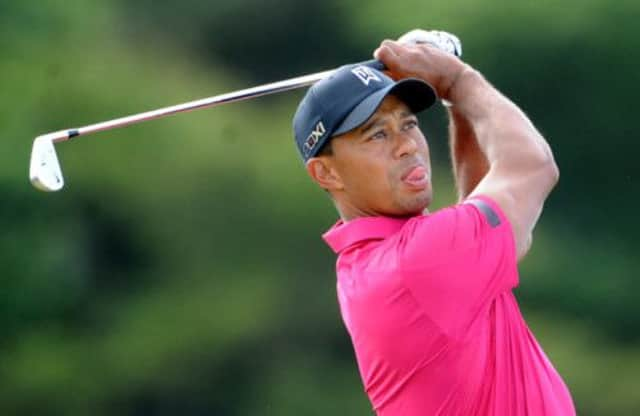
[443,65,480,102]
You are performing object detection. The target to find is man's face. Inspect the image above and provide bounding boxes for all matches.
[308,95,433,219]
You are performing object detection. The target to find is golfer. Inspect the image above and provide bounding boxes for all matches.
[293,33,575,415]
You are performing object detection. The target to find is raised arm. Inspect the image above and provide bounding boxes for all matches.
[448,105,490,202]
[375,40,559,260]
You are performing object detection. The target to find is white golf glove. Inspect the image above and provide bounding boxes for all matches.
[397,29,462,58]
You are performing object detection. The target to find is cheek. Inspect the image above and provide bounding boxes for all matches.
[355,162,389,190]
[418,134,430,153]
[417,139,431,168]
[341,155,391,194]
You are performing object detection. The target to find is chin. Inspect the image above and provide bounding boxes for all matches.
[395,194,432,217]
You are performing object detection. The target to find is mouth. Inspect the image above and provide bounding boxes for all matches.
[401,164,429,190]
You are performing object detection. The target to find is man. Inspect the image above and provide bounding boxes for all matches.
[292,32,575,415]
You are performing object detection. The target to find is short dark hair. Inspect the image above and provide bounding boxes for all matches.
[317,140,333,157]
[315,140,334,196]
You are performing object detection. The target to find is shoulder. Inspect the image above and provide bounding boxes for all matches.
[394,196,514,268]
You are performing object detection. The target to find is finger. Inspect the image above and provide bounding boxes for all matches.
[377,39,407,56]
[373,40,404,70]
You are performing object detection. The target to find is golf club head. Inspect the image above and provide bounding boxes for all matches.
[30,134,64,192]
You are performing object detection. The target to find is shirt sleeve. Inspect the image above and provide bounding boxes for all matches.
[395,195,518,337]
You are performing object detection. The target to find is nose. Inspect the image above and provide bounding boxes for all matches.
[393,131,419,159]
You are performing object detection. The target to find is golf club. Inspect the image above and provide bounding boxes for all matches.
[29,60,386,192]
[29,30,461,192]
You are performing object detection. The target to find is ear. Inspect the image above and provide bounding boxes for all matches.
[305,157,344,191]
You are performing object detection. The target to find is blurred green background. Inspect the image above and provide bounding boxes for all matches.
[2,1,638,415]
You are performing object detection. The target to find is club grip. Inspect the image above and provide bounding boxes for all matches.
[359,59,386,71]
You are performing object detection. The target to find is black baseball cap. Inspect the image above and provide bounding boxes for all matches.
[293,62,437,162]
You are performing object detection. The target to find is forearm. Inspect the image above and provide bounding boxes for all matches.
[374,38,558,259]
[448,106,490,202]
[446,67,557,173]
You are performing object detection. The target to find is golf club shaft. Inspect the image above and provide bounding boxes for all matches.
[47,59,384,144]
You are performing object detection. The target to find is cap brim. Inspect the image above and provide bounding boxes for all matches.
[332,78,437,137]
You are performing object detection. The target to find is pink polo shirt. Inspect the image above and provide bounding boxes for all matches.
[323,196,575,416]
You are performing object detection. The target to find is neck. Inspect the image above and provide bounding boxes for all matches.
[334,199,428,223]
[335,200,377,222]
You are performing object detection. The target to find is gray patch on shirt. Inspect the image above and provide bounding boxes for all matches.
[466,199,501,228]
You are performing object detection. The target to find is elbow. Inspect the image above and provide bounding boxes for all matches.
[533,159,559,197]
[531,132,560,188]
[535,141,559,190]
[522,153,559,197]
[516,233,533,262]
[546,158,560,188]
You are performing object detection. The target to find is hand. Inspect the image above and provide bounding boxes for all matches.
[374,36,469,99]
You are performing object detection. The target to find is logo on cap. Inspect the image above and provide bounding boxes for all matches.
[304,121,326,154]
[350,66,382,86]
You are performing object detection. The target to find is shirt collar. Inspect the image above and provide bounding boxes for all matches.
[322,216,410,253]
